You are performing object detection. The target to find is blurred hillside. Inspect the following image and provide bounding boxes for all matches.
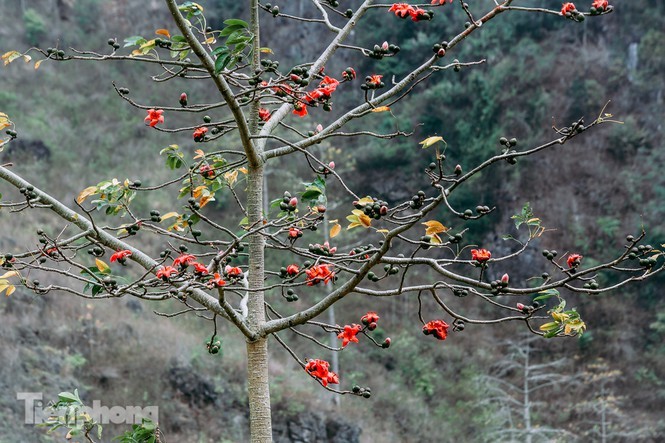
[0,1,664,442]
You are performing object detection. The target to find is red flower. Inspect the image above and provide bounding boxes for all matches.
[173,254,196,268]
[258,108,271,122]
[423,319,449,340]
[338,324,362,347]
[144,109,164,127]
[305,263,335,286]
[319,76,340,90]
[199,164,214,178]
[431,0,452,4]
[304,359,339,387]
[293,103,308,117]
[192,262,209,275]
[367,74,383,87]
[591,0,608,9]
[272,83,293,97]
[561,2,576,14]
[193,126,208,142]
[361,311,380,325]
[286,264,299,276]
[471,248,492,263]
[389,3,416,18]
[225,265,243,278]
[110,249,132,263]
[210,272,226,287]
[342,68,356,81]
[156,265,178,280]
[567,253,583,268]
[288,227,303,239]
[409,8,430,21]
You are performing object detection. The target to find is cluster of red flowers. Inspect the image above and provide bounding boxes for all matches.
[209,273,226,287]
[304,359,339,387]
[567,253,583,268]
[471,248,492,263]
[388,3,432,21]
[110,249,132,263]
[193,126,208,142]
[337,324,362,347]
[422,319,449,340]
[144,109,164,127]
[305,263,335,286]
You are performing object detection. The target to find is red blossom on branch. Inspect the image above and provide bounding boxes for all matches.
[389,3,416,19]
[567,253,583,268]
[288,227,303,239]
[305,263,335,286]
[591,0,608,10]
[286,264,299,276]
[199,164,214,178]
[156,265,178,280]
[304,359,339,387]
[409,8,431,22]
[173,254,196,268]
[341,67,356,81]
[337,324,362,347]
[258,108,271,122]
[471,248,492,263]
[110,250,132,263]
[225,265,243,278]
[293,103,308,117]
[209,273,226,287]
[192,262,209,275]
[361,311,380,325]
[367,74,383,87]
[431,0,452,4]
[422,319,450,340]
[193,126,208,142]
[561,2,576,15]
[144,109,164,127]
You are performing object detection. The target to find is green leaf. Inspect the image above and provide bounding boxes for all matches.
[223,18,249,28]
[57,391,80,404]
[123,36,146,48]
[533,288,559,302]
[219,25,245,37]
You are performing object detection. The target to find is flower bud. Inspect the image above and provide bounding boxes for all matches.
[516,303,525,311]
[382,337,391,348]
[381,41,389,51]
[328,161,335,170]
[179,92,188,107]
[501,273,509,286]
[289,197,298,207]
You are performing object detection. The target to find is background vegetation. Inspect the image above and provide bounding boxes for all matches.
[0,0,663,441]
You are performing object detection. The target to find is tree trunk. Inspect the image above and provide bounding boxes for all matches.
[246,1,272,440]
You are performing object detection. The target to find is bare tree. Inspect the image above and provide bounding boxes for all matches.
[0,1,655,441]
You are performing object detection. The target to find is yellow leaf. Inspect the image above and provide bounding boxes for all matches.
[238,167,248,174]
[2,51,21,65]
[357,196,374,206]
[539,322,559,331]
[5,285,15,296]
[347,222,362,230]
[552,311,570,322]
[330,223,341,238]
[224,170,239,187]
[430,233,443,245]
[260,47,274,54]
[0,112,10,130]
[76,186,98,204]
[199,194,215,208]
[34,60,43,70]
[351,209,372,228]
[193,149,205,159]
[0,270,18,279]
[95,258,110,274]
[192,2,204,11]
[192,185,207,199]
[372,106,390,113]
[205,36,216,44]
[419,135,445,149]
[161,211,180,220]
[422,220,448,236]
[139,39,157,51]
[156,28,171,38]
